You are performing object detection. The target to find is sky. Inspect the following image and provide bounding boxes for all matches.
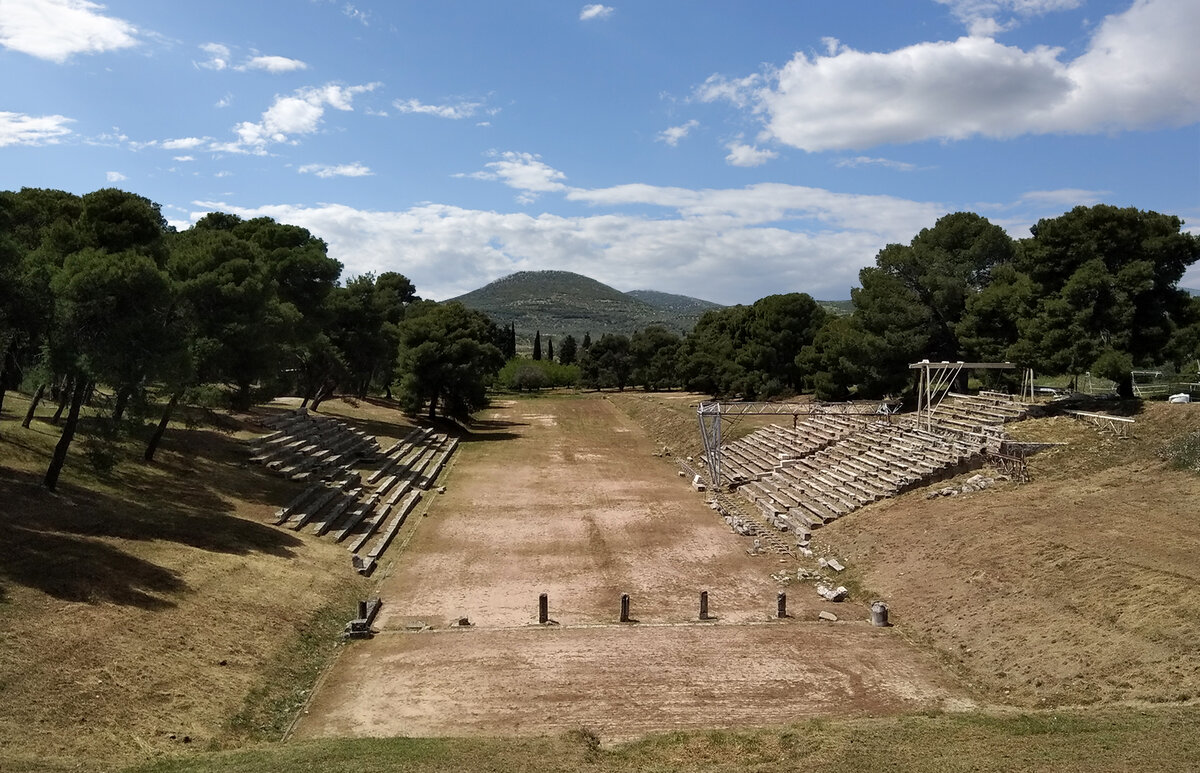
[1,0,1198,304]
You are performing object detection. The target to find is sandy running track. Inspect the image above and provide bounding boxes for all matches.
[295,395,965,739]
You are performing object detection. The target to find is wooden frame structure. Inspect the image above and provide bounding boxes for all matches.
[909,360,1016,431]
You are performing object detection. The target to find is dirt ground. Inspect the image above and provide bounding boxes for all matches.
[817,403,1200,708]
[296,394,966,740]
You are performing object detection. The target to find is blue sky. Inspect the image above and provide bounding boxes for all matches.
[1,0,1197,304]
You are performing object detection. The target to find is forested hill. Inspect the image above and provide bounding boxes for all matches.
[448,270,722,344]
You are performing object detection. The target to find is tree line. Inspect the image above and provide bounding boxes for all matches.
[0,187,501,489]
[497,208,1200,400]
[3,187,1196,488]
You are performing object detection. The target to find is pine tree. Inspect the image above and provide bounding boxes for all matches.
[582,331,592,350]
[533,330,542,360]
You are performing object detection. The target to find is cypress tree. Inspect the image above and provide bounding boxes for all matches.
[582,331,591,350]
[533,330,542,361]
[547,337,554,362]
[560,334,578,366]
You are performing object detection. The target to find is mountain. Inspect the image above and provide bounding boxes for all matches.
[626,289,723,317]
[448,270,721,344]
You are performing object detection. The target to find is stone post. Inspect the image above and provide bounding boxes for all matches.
[699,590,710,620]
[777,591,787,618]
[538,593,548,624]
[620,593,630,623]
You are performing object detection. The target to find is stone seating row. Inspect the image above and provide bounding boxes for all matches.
[714,415,872,483]
[269,427,459,574]
[734,420,988,535]
[249,410,380,482]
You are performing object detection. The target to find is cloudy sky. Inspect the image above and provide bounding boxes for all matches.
[1,0,1197,303]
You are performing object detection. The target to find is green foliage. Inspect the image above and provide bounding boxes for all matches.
[630,325,682,390]
[579,332,632,390]
[1017,206,1199,381]
[394,301,505,419]
[679,293,825,398]
[559,333,578,366]
[496,358,580,391]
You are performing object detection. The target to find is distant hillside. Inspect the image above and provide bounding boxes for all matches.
[626,289,723,317]
[818,299,854,316]
[449,270,720,345]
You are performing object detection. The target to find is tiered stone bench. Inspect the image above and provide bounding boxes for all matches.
[249,408,379,481]
[716,395,1030,539]
[251,410,460,574]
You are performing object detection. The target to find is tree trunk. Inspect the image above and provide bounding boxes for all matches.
[22,383,45,428]
[234,380,252,411]
[384,383,393,400]
[0,340,12,416]
[52,377,72,424]
[427,392,438,419]
[44,379,87,491]
[1117,372,1135,400]
[311,383,331,412]
[144,392,180,462]
[113,385,132,422]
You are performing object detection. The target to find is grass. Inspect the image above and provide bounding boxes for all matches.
[226,582,369,742]
[119,705,1200,772]
[0,390,371,768]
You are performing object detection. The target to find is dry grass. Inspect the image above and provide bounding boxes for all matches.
[0,391,372,769]
[123,704,1200,772]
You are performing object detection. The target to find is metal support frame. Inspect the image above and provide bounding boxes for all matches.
[909,360,1016,431]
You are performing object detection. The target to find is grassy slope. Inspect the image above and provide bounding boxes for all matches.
[0,392,374,770]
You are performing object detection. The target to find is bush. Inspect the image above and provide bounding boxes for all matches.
[496,358,580,391]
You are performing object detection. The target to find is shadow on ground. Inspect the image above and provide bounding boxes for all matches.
[0,432,303,608]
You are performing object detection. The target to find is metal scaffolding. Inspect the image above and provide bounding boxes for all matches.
[909,360,1015,431]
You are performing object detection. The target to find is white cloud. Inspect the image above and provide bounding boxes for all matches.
[724,141,778,167]
[173,155,195,162]
[298,162,373,178]
[1018,188,1109,206]
[0,0,138,63]
[105,170,126,182]
[936,0,1082,36]
[161,136,208,150]
[216,93,233,108]
[580,4,614,21]
[0,111,73,146]
[183,184,944,304]
[393,97,482,120]
[241,54,308,73]
[694,72,763,109]
[197,42,230,70]
[835,156,919,172]
[657,119,699,147]
[222,82,378,153]
[702,0,1200,152]
[469,151,568,203]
